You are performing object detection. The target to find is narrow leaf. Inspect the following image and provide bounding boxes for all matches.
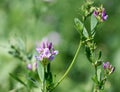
[85,46,92,62]
[37,61,44,82]
[27,77,39,88]
[91,76,98,84]
[98,51,102,60]
[83,27,89,38]
[91,14,98,32]
[97,69,101,82]
[74,18,83,34]
[9,73,27,87]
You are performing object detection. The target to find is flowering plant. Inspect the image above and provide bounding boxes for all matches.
[8,0,115,92]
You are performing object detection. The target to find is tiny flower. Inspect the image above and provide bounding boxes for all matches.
[27,62,38,71]
[93,6,108,22]
[33,62,37,71]
[103,62,110,69]
[27,64,32,70]
[103,62,115,75]
[93,10,99,17]
[101,9,108,21]
[35,40,58,65]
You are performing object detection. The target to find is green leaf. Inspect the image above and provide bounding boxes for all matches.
[91,14,97,32]
[83,27,89,38]
[98,51,102,60]
[85,46,92,62]
[9,73,27,87]
[46,72,53,84]
[91,75,98,84]
[27,77,39,88]
[37,61,44,82]
[97,69,101,82]
[95,61,102,66]
[74,18,83,34]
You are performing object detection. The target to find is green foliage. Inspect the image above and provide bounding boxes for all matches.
[37,61,44,82]
[9,73,27,87]
[74,18,83,35]
[91,14,98,36]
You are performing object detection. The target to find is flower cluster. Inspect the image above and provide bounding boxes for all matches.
[103,62,115,75]
[93,6,108,22]
[35,40,58,65]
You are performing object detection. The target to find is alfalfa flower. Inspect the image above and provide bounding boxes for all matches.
[103,62,115,75]
[93,6,108,22]
[35,39,58,65]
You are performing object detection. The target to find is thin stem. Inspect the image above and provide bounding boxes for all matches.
[43,66,47,92]
[95,66,97,79]
[50,40,82,91]
[94,65,100,92]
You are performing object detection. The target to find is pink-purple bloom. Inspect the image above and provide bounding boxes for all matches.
[35,40,58,62]
[101,9,108,21]
[103,62,115,74]
[27,64,32,70]
[93,10,99,17]
[93,8,108,22]
[27,62,37,71]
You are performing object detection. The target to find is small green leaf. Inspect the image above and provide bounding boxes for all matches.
[91,75,98,84]
[74,18,83,34]
[27,77,39,88]
[85,46,92,62]
[91,14,98,32]
[9,73,27,87]
[46,72,53,84]
[83,27,89,38]
[37,61,44,82]
[95,61,102,66]
[98,51,102,60]
[97,69,101,82]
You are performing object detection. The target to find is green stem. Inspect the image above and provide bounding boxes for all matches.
[94,65,100,92]
[43,66,47,92]
[50,40,82,91]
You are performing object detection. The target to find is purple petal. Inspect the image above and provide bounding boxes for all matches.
[48,42,52,50]
[102,15,108,21]
[35,55,43,61]
[49,55,55,61]
[53,50,59,55]
[42,42,46,48]
[33,62,37,69]
[103,62,110,69]
[27,64,32,70]
[36,47,43,53]
[93,10,99,17]
[43,48,51,58]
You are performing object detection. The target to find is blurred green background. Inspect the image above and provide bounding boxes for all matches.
[0,0,120,92]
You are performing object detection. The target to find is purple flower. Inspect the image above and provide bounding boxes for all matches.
[27,62,38,71]
[93,10,99,17]
[103,62,110,69]
[102,9,108,21]
[27,64,32,70]
[103,62,115,74]
[93,7,108,22]
[35,40,58,63]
